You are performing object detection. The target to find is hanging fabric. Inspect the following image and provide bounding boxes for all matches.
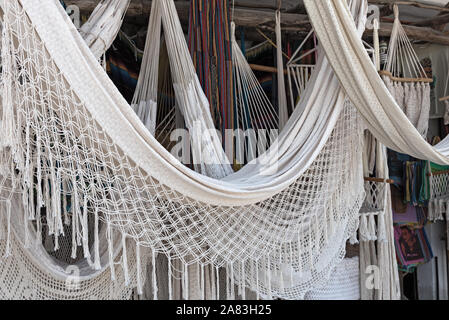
[79,0,130,60]
[381,5,431,138]
[131,0,162,135]
[276,10,289,131]
[0,0,369,300]
[358,141,401,300]
[231,21,279,166]
[304,257,360,300]
[0,0,146,300]
[302,0,449,165]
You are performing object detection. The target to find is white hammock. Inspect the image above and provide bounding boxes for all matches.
[303,0,449,165]
[79,0,130,60]
[0,0,369,300]
[0,1,144,300]
[381,5,431,138]
[132,0,233,179]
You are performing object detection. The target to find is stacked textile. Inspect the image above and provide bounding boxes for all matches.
[404,161,430,207]
[393,226,433,272]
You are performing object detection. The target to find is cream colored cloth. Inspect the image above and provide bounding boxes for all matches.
[18,0,349,206]
[304,0,449,165]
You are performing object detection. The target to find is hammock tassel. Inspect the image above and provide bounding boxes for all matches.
[22,191,30,249]
[256,261,260,300]
[368,213,377,241]
[267,257,273,300]
[93,208,101,270]
[71,192,77,259]
[121,234,129,286]
[168,255,173,300]
[107,223,116,281]
[2,201,11,258]
[200,263,205,300]
[63,182,69,226]
[297,233,303,278]
[82,196,91,259]
[0,24,15,149]
[216,266,220,300]
[240,261,246,300]
[36,135,43,211]
[377,212,387,243]
[279,266,285,294]
[152,248,158,300]
[184,263,189,300]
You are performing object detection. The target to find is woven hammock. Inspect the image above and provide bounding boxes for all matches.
[79,0,130,60]
[381,5,431,138]
[0,0,370,300]
[0,0,147,300]
[6,0,449,300]
[231,21,280,165]
[304,257,360,300]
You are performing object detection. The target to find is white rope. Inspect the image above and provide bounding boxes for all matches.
[0,0,368,300]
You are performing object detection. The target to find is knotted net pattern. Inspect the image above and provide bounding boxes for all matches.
[0,0,364,299]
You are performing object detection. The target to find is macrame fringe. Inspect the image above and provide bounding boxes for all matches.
[152,249,158,300]
[136,243,143,295]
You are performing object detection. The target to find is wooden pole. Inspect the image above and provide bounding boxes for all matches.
[64,0,449,45]
[364,177,395,184]
[249,63,288,75]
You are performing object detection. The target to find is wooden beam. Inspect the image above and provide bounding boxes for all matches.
[412,13,449,27]
[379,70,433,83]
[378,21,449,45]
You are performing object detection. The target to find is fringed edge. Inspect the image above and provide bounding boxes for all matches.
[2,201,11,258]
[152,248,158,300]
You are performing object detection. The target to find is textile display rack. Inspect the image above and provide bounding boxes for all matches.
[381,4,432,138]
